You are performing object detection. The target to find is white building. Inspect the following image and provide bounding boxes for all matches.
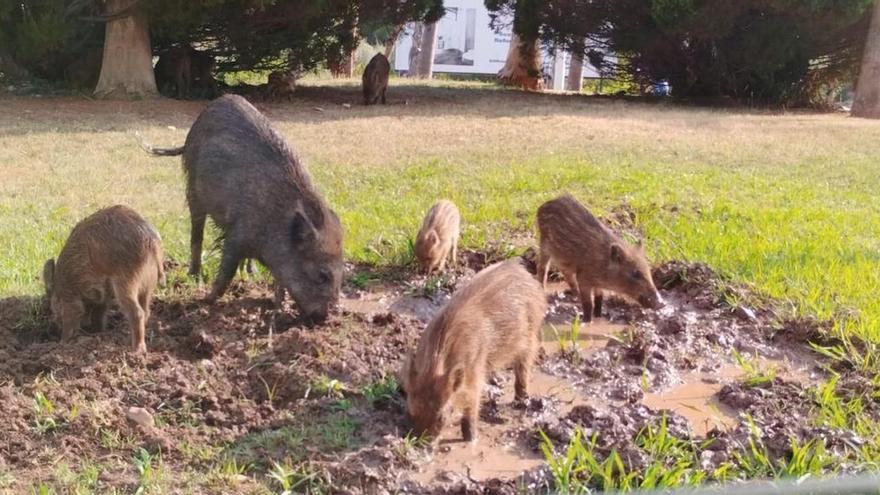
[394,0,603,86]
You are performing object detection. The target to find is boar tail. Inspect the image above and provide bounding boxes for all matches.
[135,132,185,157]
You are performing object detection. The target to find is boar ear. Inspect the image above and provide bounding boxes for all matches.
[610,244,623,263]
[427,230,439,246]
[290,211,317,244]
[42,259,55,295]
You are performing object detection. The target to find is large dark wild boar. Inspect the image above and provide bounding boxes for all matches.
[400,259,546,442]
[42,205,164,353]
[141,95,343,323]
[154,46,192,99]
[362,53,390,105]
[415,199,460,274]
[536,194,663,322]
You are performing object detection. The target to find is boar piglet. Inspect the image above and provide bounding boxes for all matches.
[400,259,546,442]
[415,199,460,274]
[267,71,296,102]
[536,194,663,322]
[142,95,343,323]
[362,53,390,105]
[42,205,164,353]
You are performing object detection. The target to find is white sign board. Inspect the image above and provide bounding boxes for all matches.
[394,0,603,79]
[395,0,512,75]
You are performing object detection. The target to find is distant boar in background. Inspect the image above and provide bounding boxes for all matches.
[42,205,164,353]
[400,259,546,442]
[362,53,390,105]
[266,71,297,101]
[154,46,192,99]
[536,194,663,322]
[415,200,460,274]
[141,95,343,323]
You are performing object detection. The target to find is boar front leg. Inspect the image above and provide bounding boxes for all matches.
[577,273,596,323]
[59,303,85,343]
[593,290,603,318]
[88,303,108,332]
[460,374,483,443]
[207,241,245,303]
[114,284,147,353]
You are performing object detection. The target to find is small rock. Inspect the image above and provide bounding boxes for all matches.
[126,407,155,428]
[734,306,758,322]
[342,103,351,109]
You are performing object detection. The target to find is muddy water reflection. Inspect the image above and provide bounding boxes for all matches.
[411,368,586,483]
[643,371,740,436]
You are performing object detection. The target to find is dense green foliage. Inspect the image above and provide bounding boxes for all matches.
[487,0,872,103]
[0,0,443,83]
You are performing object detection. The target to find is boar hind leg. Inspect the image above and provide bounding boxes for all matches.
[514,354,534,401]
[593,291,603,318]
[451,237,458,267]
[188,209,207,278]
[563,271,581,297]
[381,87,387,104]
[537,250,551,289]
[114,285,147,353]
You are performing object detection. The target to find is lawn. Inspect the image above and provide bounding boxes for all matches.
[3,80,880,342]
[2,79,880,491]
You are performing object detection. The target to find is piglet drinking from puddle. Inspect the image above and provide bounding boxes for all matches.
[536,194,663,322]
[400,258,546,443]
[42,205,165,353]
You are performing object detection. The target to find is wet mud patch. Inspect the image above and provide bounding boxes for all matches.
[0,259,868,492]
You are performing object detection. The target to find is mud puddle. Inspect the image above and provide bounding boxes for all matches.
[0,259,855,493]
[410,368,586,484]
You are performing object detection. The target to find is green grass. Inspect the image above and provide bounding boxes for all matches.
[4,81,880,490]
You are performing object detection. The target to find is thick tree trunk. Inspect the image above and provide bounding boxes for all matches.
[566,45,585,92]
[853,0,880,117]
[0,48,29,82]
[498,34,543,91]
[94,0,157,99]
[412,22,437,79]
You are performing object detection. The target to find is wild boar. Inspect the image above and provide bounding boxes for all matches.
[42,205,164,353]
[415,200,460,274]
[536,194,663,322]
[362,53,390,105]
[189,49,217,98]
[266,71,296,101]
[154,46,192,99]
[400,258,546,442]
[141,95,343,323]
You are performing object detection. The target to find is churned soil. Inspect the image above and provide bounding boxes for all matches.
[0,256,867,493]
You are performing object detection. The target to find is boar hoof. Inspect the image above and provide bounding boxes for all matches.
[461,419,477,443]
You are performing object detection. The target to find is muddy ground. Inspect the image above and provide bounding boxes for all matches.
[0,253,872,493]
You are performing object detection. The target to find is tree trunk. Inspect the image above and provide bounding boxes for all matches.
[93,0,157,99]
[0,48,29,82]
[413,22,437,79]
[498,33,543,91]
[566,43,585,92]
[385,24,404,59]
[853,0,880,117]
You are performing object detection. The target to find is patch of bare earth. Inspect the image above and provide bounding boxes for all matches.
[0,256,869,493]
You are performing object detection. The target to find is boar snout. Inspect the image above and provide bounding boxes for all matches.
[638,291,664,309]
